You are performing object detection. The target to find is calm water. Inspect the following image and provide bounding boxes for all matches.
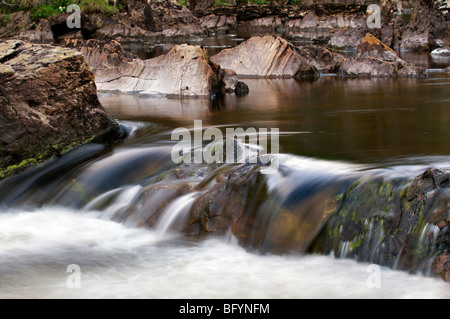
[100,71,450,168]
[0,41,449,298]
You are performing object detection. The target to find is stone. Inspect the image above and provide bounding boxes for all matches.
[0,40,121,180]
[431,47,450,56]
[98,43,224,97]
[211,35,318,78]
[338,33,427,78]
[296,45,345,74]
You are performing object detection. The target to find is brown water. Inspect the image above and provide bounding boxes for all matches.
[99,71,450,168]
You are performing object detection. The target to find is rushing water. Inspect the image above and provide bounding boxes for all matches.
[0,44,449,298]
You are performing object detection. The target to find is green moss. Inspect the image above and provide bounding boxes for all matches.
[0,13,10,27]
[0,158,40,180]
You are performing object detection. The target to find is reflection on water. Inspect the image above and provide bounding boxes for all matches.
[100,72,450,165]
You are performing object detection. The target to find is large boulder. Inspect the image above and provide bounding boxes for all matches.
[0,40,121,180]
[63,39,226,97]
[338,33,427,78]
[211,35,319,79]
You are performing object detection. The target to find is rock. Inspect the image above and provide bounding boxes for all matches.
[338,33,427,78]
[188,0,215,17]
[199,14,236,31]
[60,39,136,71]
[222,69,238,93]
[400,3,450,52]
[211,35,319,79]
[0,40,121,180]
[312,167,450,281]
[98,0,205,40]
[82,41,225,97]
[235,81,249,96]
[431,47,450,56]
[296,45,345,74]
[64,39,246,98]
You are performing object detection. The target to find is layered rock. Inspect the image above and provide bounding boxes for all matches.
[211,35,320,79]
[338,33,427,78]
[64,39,226,97]
[0,40,121,180]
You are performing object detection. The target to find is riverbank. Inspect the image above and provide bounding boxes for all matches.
[0,0,448,52]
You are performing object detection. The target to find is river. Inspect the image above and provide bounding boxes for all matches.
[0,36,449,299]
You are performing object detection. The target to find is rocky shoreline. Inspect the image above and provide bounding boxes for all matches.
[1,0,448,52]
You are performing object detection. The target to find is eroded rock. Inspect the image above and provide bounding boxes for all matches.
[211,35,319,79]
[0,40,121,180]
[338,33,427,78]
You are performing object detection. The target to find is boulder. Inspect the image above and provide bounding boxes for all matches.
[65,39,224,97]
[296,45,345,74]
[211,35,319,79]
[431,47,450,56]
[338,33,427,78]
[312,168,450,282]
[0,40,121,180]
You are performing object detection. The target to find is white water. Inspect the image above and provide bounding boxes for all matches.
[0,207,448,299]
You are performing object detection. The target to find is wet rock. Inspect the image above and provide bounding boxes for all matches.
[432,251,450,282]
[199,14,237,31]
[235,81,249,96]
[296,45,345,74]
[400,3,450,52]
[0,40,121,180]
[312,167,450,281]
[211,35,318,78]
[90,42,224,97]
[338,33,427,78]
[431,47,450,56]
[185,163,274,244]
[222,69,238,92]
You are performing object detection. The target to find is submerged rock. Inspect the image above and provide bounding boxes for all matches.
[338,33,427,78]
[0,40,121,180]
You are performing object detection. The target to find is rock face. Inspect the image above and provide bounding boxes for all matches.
[0,40,121,180]
[338,33,427,78]
[95,0,205,41]
[211,35,319,79]
[312,168,450,282]
[64,39,225,97]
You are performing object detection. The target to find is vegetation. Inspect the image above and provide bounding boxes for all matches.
[0,13,10,26]
[0,0,121,22]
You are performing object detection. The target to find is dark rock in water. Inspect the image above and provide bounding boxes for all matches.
[0,40,121,180]
[338,33,427,78]
[235,81,249,96]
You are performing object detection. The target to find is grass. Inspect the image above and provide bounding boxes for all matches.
[0,13,10,27]
[0,0,120,22]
